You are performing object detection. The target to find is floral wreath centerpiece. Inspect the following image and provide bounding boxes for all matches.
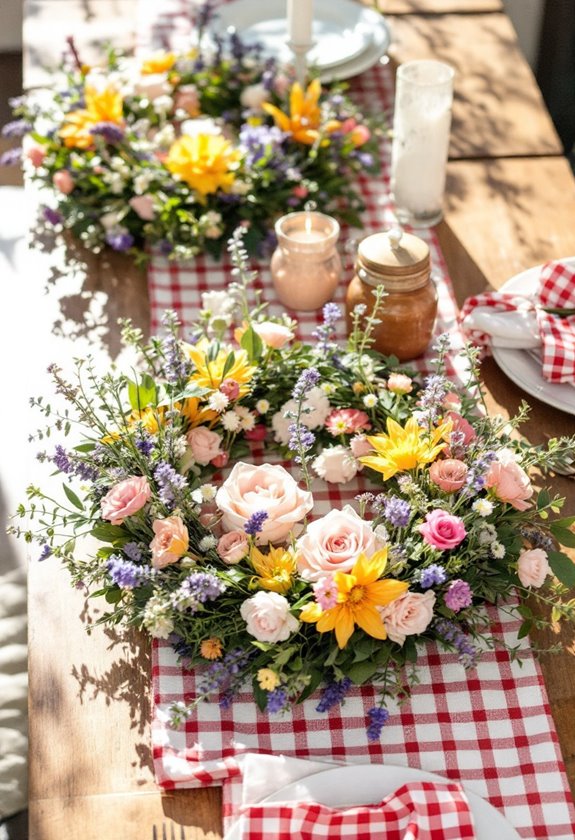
[2,3,381,264]
[11,228,575,739]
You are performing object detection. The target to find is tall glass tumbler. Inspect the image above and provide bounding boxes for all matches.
[390,60,455,227]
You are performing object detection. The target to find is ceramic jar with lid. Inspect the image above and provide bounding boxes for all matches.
[345,228,437,361]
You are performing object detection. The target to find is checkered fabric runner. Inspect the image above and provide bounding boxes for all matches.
[139,3,575,837]
[236,781,475,839]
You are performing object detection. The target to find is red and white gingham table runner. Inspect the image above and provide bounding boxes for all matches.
[139,3,575,837]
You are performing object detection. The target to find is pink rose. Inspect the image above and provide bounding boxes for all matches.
[380,591,436,646]
[187,427,223,465]
[296,505,384,581]
[174,83,200,116]
[253,321,294,349]
[240,591,299,642]
[325,408,371,436]
[419,509,467,550]
[150,515,189,569]
[517,548,550,588]
[217,530,249,564]
[386,373,413,395]
[220,378,240,400]
[100,475,151,525]
[350,434,373,459]
[129,194,155,220]
[215,462,313,545]
[244,424,267,441]
[429,459,468,492]
[312,445,358,484]
[53,170,74,194]
[484,448,533,511]
[23,138,46,167]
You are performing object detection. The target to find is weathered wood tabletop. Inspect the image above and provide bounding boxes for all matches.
[24,2,575,838]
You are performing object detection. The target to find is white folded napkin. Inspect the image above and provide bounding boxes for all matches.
[238,753,337,808]
[460,307,540,350]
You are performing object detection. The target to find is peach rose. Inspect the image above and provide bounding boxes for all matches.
[150,515,189,569]
[240,82,270,110]
[100,475,151,525]
[380,590,436,646]
[253,321,294,349]
[215,462,313,545]
[53,170,74,194]
[485,448,533,511]
[240,591,299,642]
[387,373,413,395]
[517,548,550,588]
[312,446,358,484]
[429,459,468,492]
[135,73,171,101]
[129,194,155,220]
[296,505,385,581]
[23,138,46,167]
[174,83,200,116]
[187,427,223,466]
[217,530,249,565]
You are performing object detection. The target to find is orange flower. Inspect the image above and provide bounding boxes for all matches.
[200,637,224,660]
[59,85,124,149]
[263,79,340,145]
[141,51,177,75]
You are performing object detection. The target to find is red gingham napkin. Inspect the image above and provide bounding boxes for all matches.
[236,781,475,840]
[460,260,575,384]
[138,4,575,838]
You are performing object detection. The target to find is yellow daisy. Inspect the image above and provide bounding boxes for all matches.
[165,134,242,199]
[250,544,297,594]
[300,550,408,649]
[360,416,452,481]
[184,339,256,396]
[141,51,177,75]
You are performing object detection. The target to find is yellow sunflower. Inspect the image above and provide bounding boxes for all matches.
[59,85,124,149]
[141,51,177,75]
[250,544,297,594]
[164,134,242,199]
[360,416,452,481]
[263,78,340,145]
[177,397,219,429]
[101,406,165,443]
[300,550,408,649]
[184,340,256,396]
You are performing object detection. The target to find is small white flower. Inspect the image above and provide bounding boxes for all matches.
[191,488,203,504]
[221,411,241,432]
[320,382,337,395]
[234,405,256,431]
[153,95,173,114]
[142,594,174,639]
[100,210,123,230]
[199,535,217,552]
[362,393,378,408]
[154,123,176,147]
[374,524,390,544]
[103,172,126,194]
[256,399,270,414]
[200,483,217,502]
[201,290,234,318]
[111,156,131,176]
[203,210,222,226]
[478,523,497,545]
[472,498,494,517]
[208,391,229,413]
[230,179,251,195]
[173,435,187,458]
[491,541,506,559]
[134,169,155,194]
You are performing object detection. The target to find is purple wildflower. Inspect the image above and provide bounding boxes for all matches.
[107,555,147,589]
[90,122,125,143]
[198,647,252,695]
[2,119,32,138]
[123,542,144,563]
[315,677,353,713]
[434,618,480,668]
[311,302,340,353]
[244,510,269,537]
[418,374,448,422]
[177,571,226,612]
[135,433,155,456]
[161,331,191,382]
[383,496,411,528]
[464,451,497,494]
[158,239,173,256]
[38,544,52,561]
[287,422,315,457]
[366,706,390,741]
[292,368,320,400]
[444,579,473,612]
[266,687,289,714]
[52,444,73,474]
[154,461,187,508]
[239,123,285,166]
[419,564,447,589]
[43,206,62,225]
[105,230,134,252]
[0,147,22,166]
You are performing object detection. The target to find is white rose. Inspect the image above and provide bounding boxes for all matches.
[380,591,436,646]
[517,548,551,588]
[312,446,358,484]
[302,387,332,428]
[134,73,171,101]
[181,118,222,137]
[271,400,297,446]
[201,290,234,318]
[240,83,270,110]
[241,591,300,643]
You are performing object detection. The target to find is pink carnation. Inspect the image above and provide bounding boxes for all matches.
[419,509,467,550]
[325,408,371,437]
[100,475,151,525]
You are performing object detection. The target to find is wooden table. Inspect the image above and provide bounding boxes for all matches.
[24,3,575,838]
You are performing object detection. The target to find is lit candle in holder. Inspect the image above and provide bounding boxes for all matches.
[270,209,342,311]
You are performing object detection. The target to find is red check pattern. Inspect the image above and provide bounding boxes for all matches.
[460,260,575,384]
[140,4,575,838]
[236,781,475,840]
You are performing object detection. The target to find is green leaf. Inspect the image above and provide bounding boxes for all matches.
[537,489,551,510]
[127,373,157,411]
[240,325,263,362]
[221,351,236,380]
[91,522,131,545]
[62,483,84,511]
[252,679,268,713]
[346,659,379,685]
[297,668,323,703]
[273,645,296,667]
[105,588,123,604]
[549,525,575,548]
[169,383,212,402]
[547,550,575,587]
[551,515,575,529]
[517,620,532,640]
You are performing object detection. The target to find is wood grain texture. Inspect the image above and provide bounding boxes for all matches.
[387,13,562,158]
[438,155,575,304]
[364,0,504,12]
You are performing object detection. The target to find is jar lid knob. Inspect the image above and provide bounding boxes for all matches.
[387,227,403,250]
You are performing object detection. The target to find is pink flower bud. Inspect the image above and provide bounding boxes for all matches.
[53,170,74,194]
[211,451,229,469]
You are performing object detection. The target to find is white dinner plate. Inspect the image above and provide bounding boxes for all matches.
[491,259,575,416]
[210,0,391,81]
[225,764,521,839]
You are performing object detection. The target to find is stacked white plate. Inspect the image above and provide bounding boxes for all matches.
[209,0,392,82]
